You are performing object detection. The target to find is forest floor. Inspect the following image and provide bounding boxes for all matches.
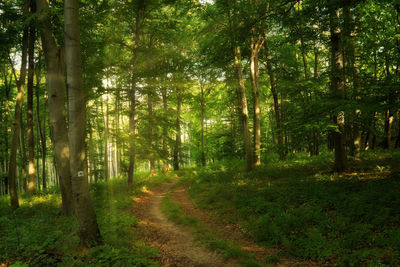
[130,178,239,267]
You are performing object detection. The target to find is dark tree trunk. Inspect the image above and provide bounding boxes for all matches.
[27,9,36,194]
[330,8,347,173]
[173,88,182,171]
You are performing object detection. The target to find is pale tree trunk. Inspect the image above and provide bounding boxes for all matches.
[330,8,347,172]
[65,0,102,246]
[234,46,253,171]
[161,87,169,172]
[250,35,263,166]
[173,88,182,171]
[128,7,142,187]
[36,0,74,216]
[27,12,36,194]
[8,1,29,208]
[264,41,284,160]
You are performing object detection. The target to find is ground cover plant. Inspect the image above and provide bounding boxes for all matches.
[187,151,400,266]
[0,172,174,266]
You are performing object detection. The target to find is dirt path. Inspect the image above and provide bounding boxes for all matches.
[131,179,239,267]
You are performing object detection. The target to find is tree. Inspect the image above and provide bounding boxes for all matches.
[36,0,74,215]
[64,0,102,245]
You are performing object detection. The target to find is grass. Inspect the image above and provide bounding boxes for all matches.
[0,171,175,266]
[160,190,261,267]
[186,150,400,266]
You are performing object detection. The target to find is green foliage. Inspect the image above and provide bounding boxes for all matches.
[187,152,400,265]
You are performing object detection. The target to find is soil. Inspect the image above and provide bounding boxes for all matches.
[131,179,239,267]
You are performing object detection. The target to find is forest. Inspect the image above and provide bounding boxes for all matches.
[1,0,400,266]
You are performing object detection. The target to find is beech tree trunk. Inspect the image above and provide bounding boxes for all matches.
[234,46,253,171]
[147,35,155,174]
[64,0,102,246]
[128,7,142,187]
[36,0,74,215]
[250,35,263,166]
[161,87,169,172]
[2,66,11,194]
[265,41,284,160]
[8,1,29,208]
[35,64,47,189]
[173,88,182,171]
[330,8,347,172]
[200,85,206,167]
[27,11,36,194]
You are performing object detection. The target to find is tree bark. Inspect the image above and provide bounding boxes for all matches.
[8,0,29,208]
[102,100,109,181]
[330,8,347,172]
[36,0,74,216]
[27,8,36,194]
[147,35,155,174]
[264,41,284,160]
[128,7,142,187]
[2,65,11,194]
[65,0,102,246]
[173,88,182,171]
[161,87,169,172]
[200,84,206,167]
[234,46,253,171]
[250,35,263,166]
[35,60,47,189]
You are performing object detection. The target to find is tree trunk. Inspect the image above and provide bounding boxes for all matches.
[161,87,169,172]
[147,35,155,174]
[264,41,284,160]
[384,110,394,149]
[250,36,263,166]
[35,62,47,189]
[200,85,206,167]
[36,0,74,216]
[173,88,182,171]
[65,0,102,246]
[8,2,29,208]
[128,7,142,187]
[330,8,347,172]
[102,101,109,181]
[27,11,36,194]
[234,46,253,171]
[2,66,11,194]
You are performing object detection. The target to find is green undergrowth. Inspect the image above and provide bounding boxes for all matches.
[161,185,260,267]
[0,171,175,266]
[187,150,400,266]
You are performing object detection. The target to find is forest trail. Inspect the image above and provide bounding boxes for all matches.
[131,179,239,267]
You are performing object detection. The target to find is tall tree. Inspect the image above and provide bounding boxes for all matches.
[64,0,102,245]
[36,0,74,215]
[330,4,347,172]
[8,0,29,209]
[27,0,36,194]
